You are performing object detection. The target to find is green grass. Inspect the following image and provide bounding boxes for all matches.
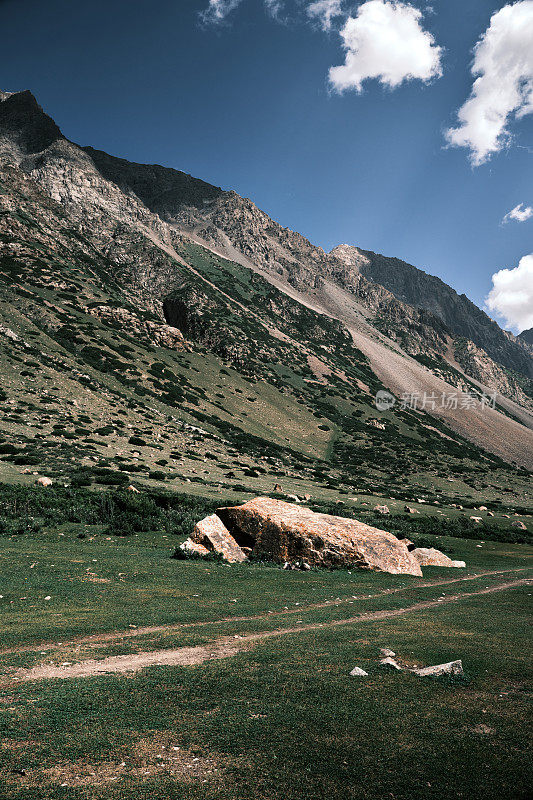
[0,480,531,800]
[1,519,531,649]
[0,586,531,799]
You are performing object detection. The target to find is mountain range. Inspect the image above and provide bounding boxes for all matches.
[0,89,531,505]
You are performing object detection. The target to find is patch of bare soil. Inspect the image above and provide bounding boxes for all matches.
[11,578,531,683]
[4,731,229,789]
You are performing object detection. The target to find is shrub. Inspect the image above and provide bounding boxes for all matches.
[128,436,146,447]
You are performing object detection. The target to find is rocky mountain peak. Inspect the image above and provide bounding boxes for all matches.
[329,244,371,270]
[0,89,63,160]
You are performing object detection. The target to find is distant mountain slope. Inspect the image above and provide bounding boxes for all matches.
[331,245,532,379]
[0,89,531,484]
[518,328,533,347]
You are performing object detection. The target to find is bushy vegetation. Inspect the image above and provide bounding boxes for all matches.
[0,483,221,539]
[308,500,532,545]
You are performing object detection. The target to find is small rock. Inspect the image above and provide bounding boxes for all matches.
[380,648,396,658]
[472,724,495,735]
[349,666,369,677]
[374,505,390,515]
[412,547,466,569]
[380,657,402,670]
[511,520,526,530]
[413,660,463,677]
[176,538,210,558]
[35,476,53,487]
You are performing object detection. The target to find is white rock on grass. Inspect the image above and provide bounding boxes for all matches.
[380,657,402,670]
[379,648,396,658]
[413,660,463,677]
[349,667,369,677]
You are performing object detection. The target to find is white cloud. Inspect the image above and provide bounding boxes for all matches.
[445,1,533,166]
[200,0,284,24]
[502,203,533,223]
[329,1,442,93]
[199,0,244,24]
[486,254,533,332]
[264,0,284,21]
[307,0,343,32]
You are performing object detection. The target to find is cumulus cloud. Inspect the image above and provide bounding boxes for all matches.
[502,203,533,223]
[307,0,343,32]
[199,0,244,24]
[486,254,533,332]
[328,1,442,93]
[445,1,533,165]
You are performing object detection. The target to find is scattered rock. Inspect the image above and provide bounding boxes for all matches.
[404,505,418,514]
[470,516,483,523]
[35,476,53,487]
[349,666,369,677]
[511,520,526,530]
[273,484,283,493]
[215,497,422,575]
[413,660,463,677]
[379,648,396,658]
[411,548,466,568]
[127,485,140,493]
[373,505,390,515]
[478,506,488,511]
[471,724,495,735]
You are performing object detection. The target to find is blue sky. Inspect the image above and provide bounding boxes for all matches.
[1,0,532,330]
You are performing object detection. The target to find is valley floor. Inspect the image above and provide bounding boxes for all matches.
[0,518,532,800]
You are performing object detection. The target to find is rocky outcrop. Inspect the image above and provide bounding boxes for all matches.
[83,305,187,350]
[216,497,422,575]
[411,547,466,568]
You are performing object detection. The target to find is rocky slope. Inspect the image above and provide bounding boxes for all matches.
[518,328,533,350]
[331,245,532,380]
[0,89,532,485]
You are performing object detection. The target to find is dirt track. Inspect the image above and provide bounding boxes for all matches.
[0,568,527,657]
[10,576,531,683]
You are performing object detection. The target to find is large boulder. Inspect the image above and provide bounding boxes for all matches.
[216,497,422,576]
[411,547,466,568]
[192,514,247,563]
